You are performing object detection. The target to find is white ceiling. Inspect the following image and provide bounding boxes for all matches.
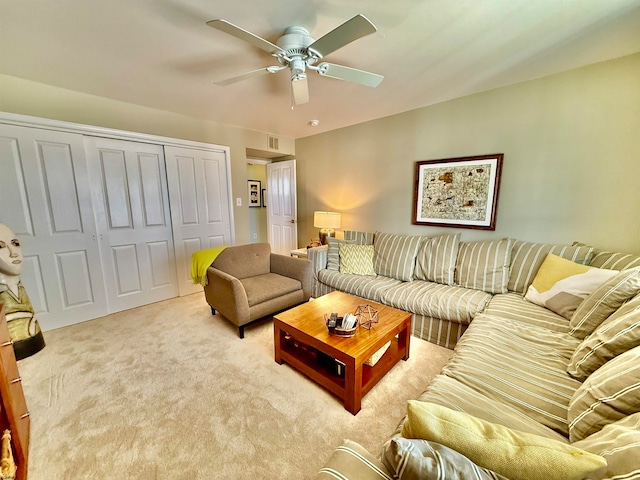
[2,0,640,139]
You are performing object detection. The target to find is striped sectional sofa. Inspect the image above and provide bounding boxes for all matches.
[313,232,640,480]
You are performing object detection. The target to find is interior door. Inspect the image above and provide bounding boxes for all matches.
[85,137,178,312]
[266,160,298,255]
[0,124,107,330]
[164,145,233,296]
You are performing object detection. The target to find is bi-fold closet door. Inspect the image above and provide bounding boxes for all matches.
[1,121,233,330]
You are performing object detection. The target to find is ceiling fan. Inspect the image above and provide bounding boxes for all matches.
[207,14,384,105]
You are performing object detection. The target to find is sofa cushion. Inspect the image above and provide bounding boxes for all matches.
[483,293,571,333]
[568,293,640,381]
[507,241,595,294]
[344,230,375,245]
[569,267,640,339]
[381,281,491,324]
[339,243,376,276]
[401,401,606,480]
[315,439,392,480]
[317,269,401,303]
[572,412,640,480]
[414,374,570,442]
[568,344,640,442]
[455,238,513,294]
[240,273,301,307]
[589,249,640,270]
[524,254,618,320]
[381,437,509,480]
[442,313,582,436]
[373,232,422,281]
[411,314,469,350]
[414,233,460,285]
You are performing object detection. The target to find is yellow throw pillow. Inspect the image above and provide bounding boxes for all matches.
[339,243,376,276]
[401,400,606,480]
[525,254,618,319]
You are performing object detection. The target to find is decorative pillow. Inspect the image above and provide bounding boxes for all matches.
[344,230,375,245]
[569,267,640,339]
[373,232,422,282]
[401,400,606,480]
[589,249,640,270]
[568,293,640,381]
[568,344,640,442]
[382,437,509,480]
[339,244,376,276]
[326,238,353,271]
[572,412,640,480]
[524,254,618,319]
[414,233,460,285]
[315,439,393,480]
[455,238,513,294]
[508,241,595,294]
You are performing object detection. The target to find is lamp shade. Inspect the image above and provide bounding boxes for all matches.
[314,211,341,229]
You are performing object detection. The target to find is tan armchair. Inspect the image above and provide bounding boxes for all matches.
[203,243,312,338]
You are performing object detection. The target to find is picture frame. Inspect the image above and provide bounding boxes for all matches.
[412,153,503,230]
[261,188,267,208]
[248,180,261,207]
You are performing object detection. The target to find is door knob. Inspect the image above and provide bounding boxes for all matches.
[290,219,295,224]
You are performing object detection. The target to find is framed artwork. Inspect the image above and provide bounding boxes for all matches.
[261,189,267,208]
[248,180,261,207]
[413,153,503,230]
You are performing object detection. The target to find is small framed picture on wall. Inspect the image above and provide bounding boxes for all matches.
[248,180,261,207]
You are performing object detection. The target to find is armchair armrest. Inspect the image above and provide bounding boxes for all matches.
[204,267,250,326]
[270,253,313,300]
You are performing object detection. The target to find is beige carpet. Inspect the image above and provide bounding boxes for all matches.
[18,294,453,479]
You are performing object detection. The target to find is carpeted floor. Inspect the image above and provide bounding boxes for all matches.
[18,294,453,479]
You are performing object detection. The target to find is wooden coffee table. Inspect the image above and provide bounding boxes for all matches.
[273,291,411,414]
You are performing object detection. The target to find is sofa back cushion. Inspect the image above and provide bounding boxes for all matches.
[414,233,460,285]
[507,241,595,294]
[455,238,513,294]
[589,250,640,270]
[374,232,422,281]
[569,267,640,339]
[568,292,640,381]
[212,242,271,279]
[568,344,640,442]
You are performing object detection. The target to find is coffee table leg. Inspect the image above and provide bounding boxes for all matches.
[399,320,411,361]
[344,362,363,415]
[274,321,283,365]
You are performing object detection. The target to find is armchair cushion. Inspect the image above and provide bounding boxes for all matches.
[241,273,301,307]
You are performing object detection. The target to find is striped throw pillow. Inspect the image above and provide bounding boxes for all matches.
[415,233,460,285]
[568,292,640,381]
[373,232,422,281]
[508,241,595,294]
[572,412,640,480]
[569,267,640,339]
[568,344,640,442]
[382,437,509,480]
[315,439,393,480]
[339,244,376,276]
[589,250,640,270]
[455,238,513,294]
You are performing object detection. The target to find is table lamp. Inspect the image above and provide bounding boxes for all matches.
[314,211,341,245]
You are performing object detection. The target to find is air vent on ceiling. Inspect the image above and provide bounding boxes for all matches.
[268,135,279,151]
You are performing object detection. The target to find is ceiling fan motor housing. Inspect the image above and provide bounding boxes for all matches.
[276,26,319,74]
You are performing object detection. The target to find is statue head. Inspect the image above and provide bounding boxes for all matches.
[0,224,23,278]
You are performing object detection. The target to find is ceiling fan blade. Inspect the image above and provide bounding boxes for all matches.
[214,66,285,86]
[307,14,377,58]
[316,62,383,88]
[291,75,309,105]
[207,19,284,55]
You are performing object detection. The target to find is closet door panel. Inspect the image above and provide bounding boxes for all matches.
[0,124,107,330]
[86,137,178,312]
[165,146,233,296]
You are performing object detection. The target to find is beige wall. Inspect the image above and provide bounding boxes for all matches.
[0,74,295,245]
[296,53,640,254]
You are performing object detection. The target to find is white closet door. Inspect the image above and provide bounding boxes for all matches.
[0,124,107,330]
[164,145,233,296]
[85,137,178,312]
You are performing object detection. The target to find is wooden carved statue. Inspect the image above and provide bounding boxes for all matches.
[0,430,16,480]
[0,224,45,360]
